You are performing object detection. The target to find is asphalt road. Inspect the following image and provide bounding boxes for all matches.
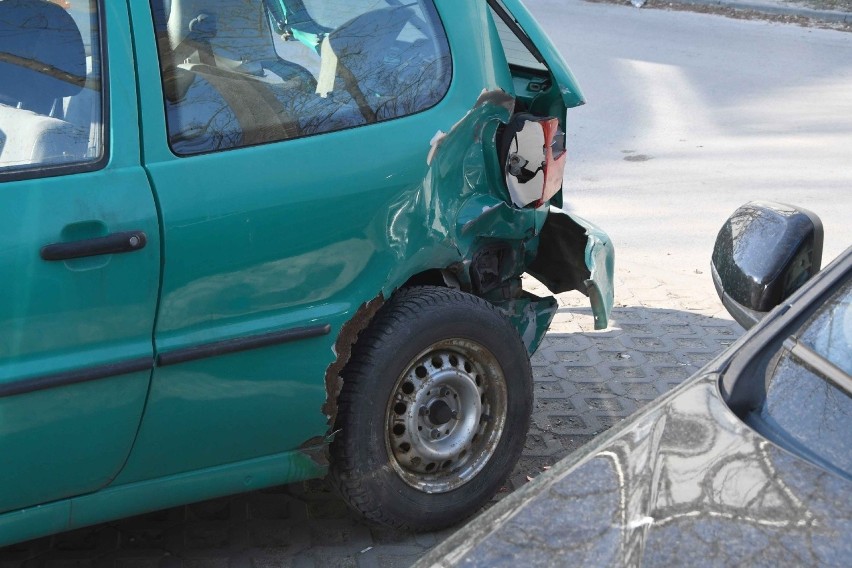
[530,0,852,295]
[3,2,850,567]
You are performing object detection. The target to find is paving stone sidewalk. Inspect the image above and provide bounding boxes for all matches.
[0,270,743,568]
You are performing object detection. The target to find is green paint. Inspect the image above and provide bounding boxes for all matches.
[0,0,613,545]
[496,293,559,355]
[0,0,159,516]
[0,449,325,547]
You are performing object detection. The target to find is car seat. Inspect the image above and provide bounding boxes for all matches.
[264,0,331,52]
[0,0,89,169]
[0,0,86,114]
[155,0,313,152]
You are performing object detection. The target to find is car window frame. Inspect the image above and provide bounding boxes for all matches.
[147,0,454,159]
[0,0,110,183]
[717,247,852,476]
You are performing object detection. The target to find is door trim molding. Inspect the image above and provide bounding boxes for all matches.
[0,358,153,398]
[156,324,332,367]
[1,324,332,397]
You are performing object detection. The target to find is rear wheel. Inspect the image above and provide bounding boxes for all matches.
[329,286,533,530]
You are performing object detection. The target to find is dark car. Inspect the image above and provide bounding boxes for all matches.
[417,202,851,567]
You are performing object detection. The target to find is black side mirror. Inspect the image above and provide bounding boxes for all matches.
[711,201,823,329]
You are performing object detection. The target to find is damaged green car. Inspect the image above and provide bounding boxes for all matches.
[0,0,613,542]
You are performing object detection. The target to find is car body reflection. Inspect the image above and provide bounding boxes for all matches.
[425,374,851,567]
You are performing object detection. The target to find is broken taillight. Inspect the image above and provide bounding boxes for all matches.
[502,114,567,209]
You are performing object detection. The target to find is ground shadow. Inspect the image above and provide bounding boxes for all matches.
[0,306,743,567]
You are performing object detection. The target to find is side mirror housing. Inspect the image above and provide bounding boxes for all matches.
[711,201,823,329]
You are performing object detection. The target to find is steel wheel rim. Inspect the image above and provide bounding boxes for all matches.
[385,338,508,494]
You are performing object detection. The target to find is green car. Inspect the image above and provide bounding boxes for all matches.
[0,0,613,544]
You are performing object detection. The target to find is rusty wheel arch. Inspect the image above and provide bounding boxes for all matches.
[322,266,471,434]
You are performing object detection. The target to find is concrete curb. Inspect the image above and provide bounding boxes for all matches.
[664,0,852,23]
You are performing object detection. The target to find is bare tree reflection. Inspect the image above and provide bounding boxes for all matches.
[452,378,851,566]
[0,0,102,170]
[152,0,451,155]
[605,383,840,566]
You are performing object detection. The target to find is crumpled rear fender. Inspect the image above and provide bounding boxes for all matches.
[527,207,615,330]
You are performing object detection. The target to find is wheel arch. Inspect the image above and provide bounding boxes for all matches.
[322,267,461,433]
[326,285,534,530]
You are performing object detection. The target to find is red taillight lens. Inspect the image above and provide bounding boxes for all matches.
[503,114,567,208]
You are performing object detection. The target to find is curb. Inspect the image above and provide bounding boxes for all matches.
[667,0,852,23]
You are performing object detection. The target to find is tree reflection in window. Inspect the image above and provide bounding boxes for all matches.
[150,0,451,156]
[0,0,103,172]
[798,280,852,375]
[756,282,852,477]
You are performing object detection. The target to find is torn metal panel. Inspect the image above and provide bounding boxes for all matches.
[494,292,558,356]
[384,88,525,292]
[323,294,385,427]
[459,197,536,240]
[297,436,330,469]
[399,88,590,344]
[584,227,616,330]
[326,84,609,437]
[427,89,515,166]
[324,90,535,426]
[527,207,615,330]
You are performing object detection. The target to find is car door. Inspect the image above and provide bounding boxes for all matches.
[0,0,160,513]
[114,0,494,483]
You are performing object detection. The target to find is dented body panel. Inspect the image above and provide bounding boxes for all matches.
[116,0,532,483]
[0,0,612,545]
[123,0,614,471]
[529,209,615,330]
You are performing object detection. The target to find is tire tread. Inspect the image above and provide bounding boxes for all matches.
[329,286,532,530]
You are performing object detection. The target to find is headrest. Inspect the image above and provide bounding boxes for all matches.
[0,0,86,113]
[166,0,277,73]
[266,0,331,37]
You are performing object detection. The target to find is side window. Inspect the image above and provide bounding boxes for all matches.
[487,1,547,72]
[755,280,852,476]
[0,0,104,175]
[798,282,852,374]
[151,0,452,156]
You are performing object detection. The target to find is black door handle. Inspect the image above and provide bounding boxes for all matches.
[41,230,148,261]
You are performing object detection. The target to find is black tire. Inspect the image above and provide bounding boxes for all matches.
[329,286,533,531]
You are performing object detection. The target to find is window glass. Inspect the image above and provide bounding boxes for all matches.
[799,280,852,375]
[487,3,546,72]
[753,281,852,477]
[0,0,104,173]
[758,352,851,475]
[151,0,451,156]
